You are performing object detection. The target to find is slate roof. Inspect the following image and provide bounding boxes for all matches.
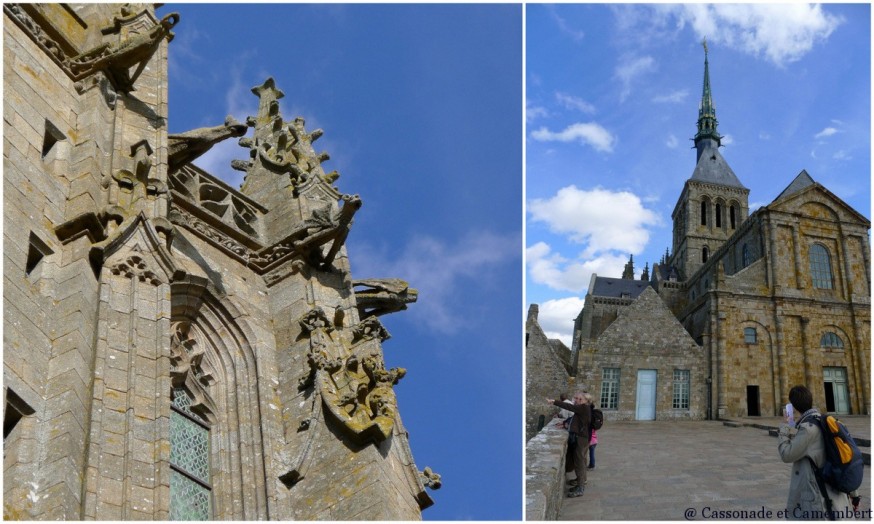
[690,143,747,189]
[773,170,815,202]
[590,277,650,299]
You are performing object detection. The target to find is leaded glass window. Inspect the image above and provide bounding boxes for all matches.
[600,368,620,410]
[672,370,690,409]
[170,388,212,520]
[809,244,833,289]
[820,332,844,349]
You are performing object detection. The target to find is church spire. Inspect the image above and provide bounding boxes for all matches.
[694,38,722,158]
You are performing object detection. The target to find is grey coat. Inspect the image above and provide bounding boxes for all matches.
[778,413,851,520]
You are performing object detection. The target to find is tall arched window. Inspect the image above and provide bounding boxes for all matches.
[742,244,751,268]
[700,200,708,226]
[169,322,215,520]
[729,205,737,229]
[170,389,213,520]
[715,203,722,228]
[702,246,709,263]
[809,243,834,289]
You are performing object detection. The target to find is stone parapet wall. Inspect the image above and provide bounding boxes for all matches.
[525,423,568,521]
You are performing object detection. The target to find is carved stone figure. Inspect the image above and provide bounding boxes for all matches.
[69,12,180,92]
[353,278,419,317]
[168,116,248,173]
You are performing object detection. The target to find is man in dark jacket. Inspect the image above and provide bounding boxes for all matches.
[547,392,590,497]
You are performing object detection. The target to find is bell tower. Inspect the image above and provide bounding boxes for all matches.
[670,40,750,279]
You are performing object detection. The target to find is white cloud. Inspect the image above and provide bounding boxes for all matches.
[555,92,596,113]
[666,134,679,149]
[614,54,656,102]
[528,185,661,258]
[815,127,840,139]
[537,297,586,347]
[526,100,549,122]
[833,150,851,161]
[527,242,628,293]
[546,5,585,42]
[191,61,259,188]
[721,134,734,145]
[530,123,616,153]
[652,89,689,104]
[351,230,520,334]
[669,4,842,66]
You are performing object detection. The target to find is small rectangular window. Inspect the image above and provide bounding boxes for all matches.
[744,327,757,344]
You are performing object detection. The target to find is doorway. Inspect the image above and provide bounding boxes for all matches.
[636,370,657,420]
[823,367,849,414]
[746,385,760,416]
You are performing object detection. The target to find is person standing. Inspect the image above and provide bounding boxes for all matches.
[547,392,590,498]
[777,385,852,519]
[585,393,597,470]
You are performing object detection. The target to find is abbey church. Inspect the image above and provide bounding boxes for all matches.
[4,4,438,520]
[571,45,870,422]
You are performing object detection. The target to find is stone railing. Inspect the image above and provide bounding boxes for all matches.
[525,421,568,520]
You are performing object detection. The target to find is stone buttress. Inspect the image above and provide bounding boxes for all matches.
[4,4,438,520]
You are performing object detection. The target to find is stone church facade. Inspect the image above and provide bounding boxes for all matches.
[573,46,870,422]
[4,4,438,520]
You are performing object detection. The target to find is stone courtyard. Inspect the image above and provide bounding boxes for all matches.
[558,417,871,520]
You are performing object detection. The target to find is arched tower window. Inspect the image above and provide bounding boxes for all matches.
[820,332,844,349]
[809,243,834,289]
[729,205,737,229]
[700,200,708,226]
[715,203,722,228]
[702,246,709,263]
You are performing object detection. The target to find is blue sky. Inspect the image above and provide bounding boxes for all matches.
[159,4,522,520]
[527,4,871,345]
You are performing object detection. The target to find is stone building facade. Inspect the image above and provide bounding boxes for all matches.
[572,46,870,422]
[4,4,437,520]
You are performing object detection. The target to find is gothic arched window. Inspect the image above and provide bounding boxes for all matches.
[702,246,709,263]
[170,389,212,520]
[809,243,833,289]
[715,203,722,228]
[700,200,708,226]
[729,205,737,229]
[169,322,215,520]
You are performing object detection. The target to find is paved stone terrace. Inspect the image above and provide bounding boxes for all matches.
[559,418,871,520]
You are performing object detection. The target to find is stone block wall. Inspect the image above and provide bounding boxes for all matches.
[526,305,574,441]
[525,423,568,521]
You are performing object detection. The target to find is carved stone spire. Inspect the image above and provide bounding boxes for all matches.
[622,254,635,280]
[694,38,722,161]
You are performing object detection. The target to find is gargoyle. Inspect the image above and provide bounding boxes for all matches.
[167,116,248,174]
[69,12,179,92]
[353,278,419,318]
